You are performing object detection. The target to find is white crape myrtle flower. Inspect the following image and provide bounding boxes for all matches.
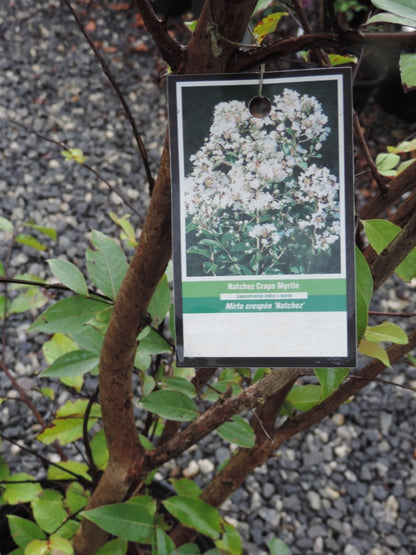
[184,89,341,275]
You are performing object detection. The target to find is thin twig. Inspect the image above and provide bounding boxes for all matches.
[82,386,101,485]
[8,119,144,221]
[61,0,154,193]
[353,112,388,195]
[0,432,92,487]
[0,275,113,303]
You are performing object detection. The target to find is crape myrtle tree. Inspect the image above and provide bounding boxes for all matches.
[1,0,416,554]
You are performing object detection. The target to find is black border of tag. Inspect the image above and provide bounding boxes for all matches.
[168,68,356,368]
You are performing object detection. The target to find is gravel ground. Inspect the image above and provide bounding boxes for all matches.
[1,2,416,554]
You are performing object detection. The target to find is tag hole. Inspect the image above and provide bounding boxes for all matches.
[249,96,271,118]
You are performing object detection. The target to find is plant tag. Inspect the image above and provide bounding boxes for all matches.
[168,68,356,368]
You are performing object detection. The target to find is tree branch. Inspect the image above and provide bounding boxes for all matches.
[132,0,186,72]
[145,368,303,470]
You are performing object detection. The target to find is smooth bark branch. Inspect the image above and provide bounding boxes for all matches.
[133,0,185,71]
[231,31,416,71]
[359,161,416,220]
[370,209,416,291]
[145,368,303,470]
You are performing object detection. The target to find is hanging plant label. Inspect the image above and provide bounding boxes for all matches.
[168,68,356,368]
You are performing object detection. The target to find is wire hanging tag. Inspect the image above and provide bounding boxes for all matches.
[249,63,271,118]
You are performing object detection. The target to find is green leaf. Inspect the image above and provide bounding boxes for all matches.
[314,368,349,399]
[171,478,202,497]
[69,326,104,354]
[47,460,91,481]
[363,219,416,281]
[30,295,108,334]
[23,539,48,555]
[216,522,242,555]
[140,390,199,422]
[0,261,4,276]
[400,52,416,91]
[86,230,128,300]
[96,539,128,555]
[286,384,322,412]
[355,247,373,341]
[217,416,255,448]
[61,147,86,164]
[358,338,390,366]
[148,274,171,326]
[137,327,172,355]
[65,482,89,514]
[81,502,155,543]
[375,152,400,176]
[47,259,88,296]
[364,321,408,344]
[41,349,99,378]
[37,415,97,445]
[90,430,109,470]
[15,234,47,251]
[2,473,42,504]
[161,376,196,398]
[7,515,46,547]
[184,19,197,31]
[31,489,68,534]
[172,544,200,554]
[253,12,288,43]
[24,223,57,240]
[8,287,50,315]
[367,0,416,27]
[0,216,13,232]
[387,138,416,153]
[328,53,357,66]
[109,212,137,248]
[162,496,222,540]
[268,536,292,555]
[253,0,274,14]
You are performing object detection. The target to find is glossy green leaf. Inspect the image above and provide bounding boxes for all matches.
[162,496,222,540]
[364,321,408,344]
[23,539,48,555]
[81,502,155,543]
[161,376,196,398]
[363,219,416,281]
[42,349,99,378]
[268,536,292,555]
[86,230,128,300]
[0,216,13,232]
[148,274,171,326]
[172,544,200,554]
[15,234,47,251]
[8,287,50,315]
[96,539,128,555]
[141,390,198,422]
[217,415,255,448]
[286,384,322,412]
[47,460,91,481]
[400,52,416,90]
[314,368,349,399]
[47,259,88,296]
[171,478,202,497]
[358,338,390,366]
[253,12,288,43]
[31,489,68,534]
[30,295,108,334]
[2,473,42,504]
[7,515,46,547]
